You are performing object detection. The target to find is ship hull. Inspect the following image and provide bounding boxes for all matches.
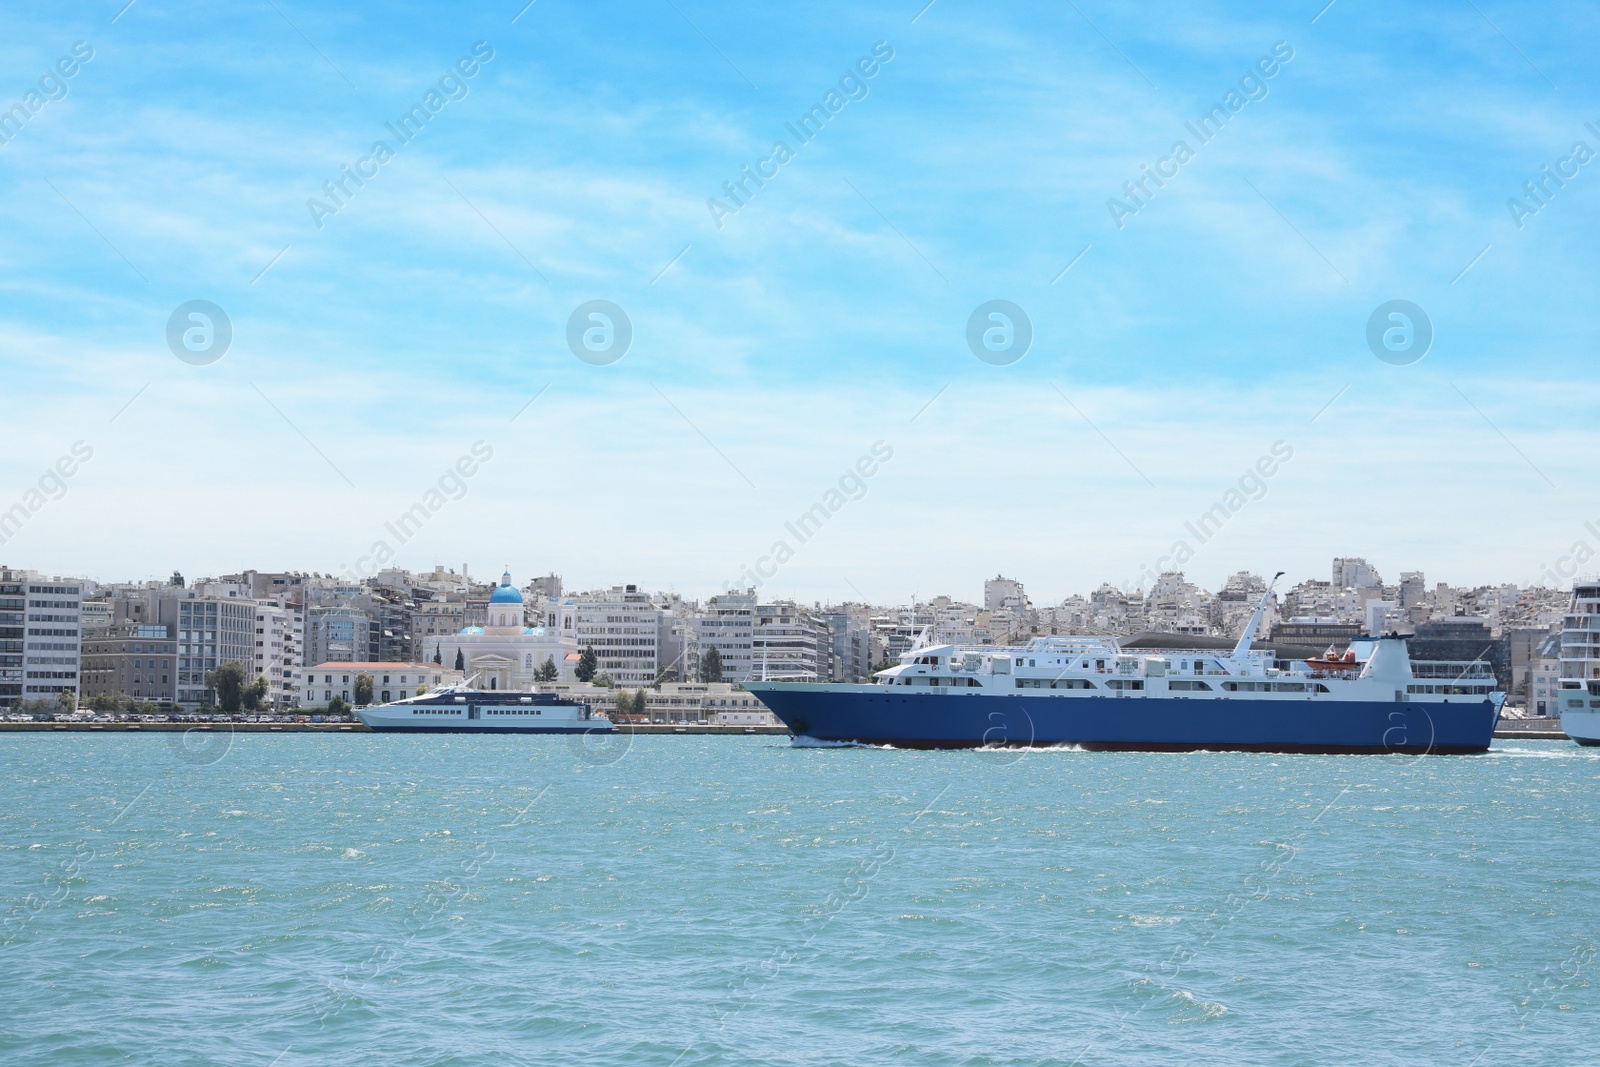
[355,723,614,734]
[1560,708,1600,746]
[747,685,1500,755]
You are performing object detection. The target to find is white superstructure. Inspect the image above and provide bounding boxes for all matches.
[1558,579,1600,745]
[356,677,614,733]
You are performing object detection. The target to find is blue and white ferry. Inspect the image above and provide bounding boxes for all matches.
[356,678,614,734]
[748,579,1504,754]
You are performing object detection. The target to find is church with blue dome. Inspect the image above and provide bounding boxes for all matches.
[431,569,581,690]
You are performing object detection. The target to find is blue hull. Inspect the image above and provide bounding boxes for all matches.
[750,689,1500,754]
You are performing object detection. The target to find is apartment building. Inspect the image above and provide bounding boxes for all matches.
[306,607,371,667]
[820,611,874,682]
[752,601,827,681]
[80,624,176,706]
[3,569,86,705]
[412,599,468,661]
[574,585,661,685]
[691,589,755,682]
[1528,632,1562,717]
[253,600,303,709]
[0,568,24,705]
[161,595,257,708]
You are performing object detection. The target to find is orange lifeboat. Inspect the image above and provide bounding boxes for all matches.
[1307,646,1361,671]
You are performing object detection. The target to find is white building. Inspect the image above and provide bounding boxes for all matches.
[163,594,258,708]
[753,601,827,681]
[253,600,303,709]
[431,570,579,690]
[691,590,756,682]
[984,575,1029,614]
[306,606,370,666]
[2,568,84,706]
[1529,633,1562,717]
[629,681,778,725]
[1332,557,1382,589]
[1365,600,1402,636]
[573,584,661,686]
[26,574,85,703]
[305,662,463,706]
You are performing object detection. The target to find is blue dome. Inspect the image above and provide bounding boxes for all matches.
[489,569,523,605]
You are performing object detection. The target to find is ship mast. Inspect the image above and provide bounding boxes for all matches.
[1230,571,1284,660]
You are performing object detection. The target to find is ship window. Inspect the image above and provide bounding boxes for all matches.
[1170,680,1211,691]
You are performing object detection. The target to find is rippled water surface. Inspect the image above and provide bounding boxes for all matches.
[1,734,1595,1065]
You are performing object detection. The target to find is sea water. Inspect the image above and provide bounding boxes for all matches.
[1,733,1594,1065]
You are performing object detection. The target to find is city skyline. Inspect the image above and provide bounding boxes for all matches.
[6,554,1574,716]
[7,551,1595,608]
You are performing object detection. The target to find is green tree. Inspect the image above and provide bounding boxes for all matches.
[353,673,375,706]
[575,646,598,683]
[20,697,55,717]
[56,688,77,712]
[698,646,724,683]
[454,648,465,672]
[242,676,269,712]
[632,689,648,717]
[593,672,614,688]
[612,689,633,720]
[328,695,351,718]
[536,655,559,682]
[433,645,443,665]
[206,663,249,714]
[89,694,119,712]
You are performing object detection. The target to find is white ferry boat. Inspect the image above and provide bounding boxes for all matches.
[1558,579,1600,746]
[356,679,614,734]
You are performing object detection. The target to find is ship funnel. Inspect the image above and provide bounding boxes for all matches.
[1359,634,1414,682]
[1230,571,1283,660]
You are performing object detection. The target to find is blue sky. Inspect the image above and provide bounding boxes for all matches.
[1,0,1596,602]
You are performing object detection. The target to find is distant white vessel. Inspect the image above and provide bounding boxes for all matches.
[356,677,613,734]
[1558,579,1600,746]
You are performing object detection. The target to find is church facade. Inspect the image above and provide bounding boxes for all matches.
[429,570,580,690]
